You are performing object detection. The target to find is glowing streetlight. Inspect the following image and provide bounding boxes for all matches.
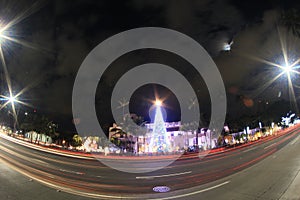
[0,91,30,132]
[0,8,39,127]
[0,20,13,46]
[0,2,45,113]
[0,23,5,44]
[1,93,23,108]
[8,95,16,104]
[248,28,300,114]
[283,64,292,74]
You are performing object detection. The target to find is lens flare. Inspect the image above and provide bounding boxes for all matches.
[246,27,300,113]
[283,64,293,74]
[0,2,43,126]
[155,99,162,106]
[8,95,16,103]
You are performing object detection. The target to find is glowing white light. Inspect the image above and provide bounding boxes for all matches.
[259,122,262,129]
[8,95,16,103]
[223,41,233,51]
[149,102,171,153]
[155,100,162,106]
[223,44,230,51]
[0,24,5,44]
[283,64,292,74]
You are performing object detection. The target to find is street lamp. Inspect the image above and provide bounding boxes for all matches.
[0,23,6,44]
[0,92,29,133]
[0,5,44,133]
[8,95,16,103]
[1,93,18,108]
[283,64,292,75]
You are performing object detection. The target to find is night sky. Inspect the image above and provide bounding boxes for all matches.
[1,0,300,133]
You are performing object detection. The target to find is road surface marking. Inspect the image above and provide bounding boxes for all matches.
[243,147,257,153]
[264,142,277,149]
[136,171,192,179]
[151,181,230,200]
[1,154,229,200]
[290,135,300,145]
[59,169,85,175]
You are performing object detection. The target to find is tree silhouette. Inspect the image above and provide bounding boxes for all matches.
[281,8,300,37]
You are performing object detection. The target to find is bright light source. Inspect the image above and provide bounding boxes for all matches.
[223,41,233,51]
[8,95,16,103]
[149,99,171,153]
[0,25,5,44]
[223,44,231,51]
[259,122,262,129]
[283,64,292,74]
[155,100,162,106]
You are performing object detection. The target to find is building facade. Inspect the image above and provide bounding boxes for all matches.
[109,121,217,154]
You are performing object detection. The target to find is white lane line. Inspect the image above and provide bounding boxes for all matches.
[151,181,230,200]
[59,169,85,175]
[264,142,277,149]
[243,147,257,153]
[290,135,300,145]
[136,171,192,179]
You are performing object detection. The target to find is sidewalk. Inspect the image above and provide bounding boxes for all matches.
[280,133,300,200]
[281,170,300,200]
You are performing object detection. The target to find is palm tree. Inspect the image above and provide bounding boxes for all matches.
[20,114,58,144]
[281,8,300,37]
[72,134,83,147]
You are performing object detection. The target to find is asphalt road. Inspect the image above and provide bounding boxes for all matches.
[1,125,300,199]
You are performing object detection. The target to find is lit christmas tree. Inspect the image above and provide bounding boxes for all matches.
[149,100,171,153]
